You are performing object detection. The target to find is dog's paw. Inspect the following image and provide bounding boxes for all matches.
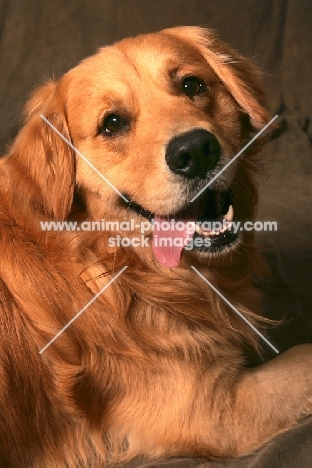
[286,344,312,416]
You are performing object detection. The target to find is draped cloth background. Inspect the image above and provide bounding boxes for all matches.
[0,0,311,465]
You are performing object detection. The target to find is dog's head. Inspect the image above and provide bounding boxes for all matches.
[6,27,272,267]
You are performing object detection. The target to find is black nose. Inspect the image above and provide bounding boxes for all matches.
[165,129,221,178]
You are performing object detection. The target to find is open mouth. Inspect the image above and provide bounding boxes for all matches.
[191,189,237,249]
[123,189,238,267]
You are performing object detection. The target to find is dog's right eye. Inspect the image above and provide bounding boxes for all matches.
[100,114,128,136]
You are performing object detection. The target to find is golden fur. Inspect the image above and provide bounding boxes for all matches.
[0,27,311,467]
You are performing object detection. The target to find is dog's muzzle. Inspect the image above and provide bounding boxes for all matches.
[165,129,221,178]
[120,130,237,267]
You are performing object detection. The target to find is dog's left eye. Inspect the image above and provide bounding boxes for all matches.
[100,114,128,136]
[182,77,206,97]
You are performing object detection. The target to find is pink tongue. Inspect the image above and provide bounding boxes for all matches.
[152,216,195,268]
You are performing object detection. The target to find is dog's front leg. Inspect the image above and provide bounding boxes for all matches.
[232,343,312,454]
[110,345,312,460]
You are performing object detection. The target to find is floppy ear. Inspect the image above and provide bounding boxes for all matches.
[6,80,75,221]
[163,26,271,131]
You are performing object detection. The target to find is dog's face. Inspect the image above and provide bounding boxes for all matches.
[66,31,243,210]
[8,27,271,267]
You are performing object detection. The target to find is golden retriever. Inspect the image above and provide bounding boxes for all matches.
[0,26,311,467]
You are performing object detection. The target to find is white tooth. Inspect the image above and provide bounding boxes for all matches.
[194,223,203,235]
[223,205,234,222]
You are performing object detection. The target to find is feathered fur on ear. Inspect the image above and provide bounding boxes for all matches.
[5,80,75,221]
[163,27,271,130]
